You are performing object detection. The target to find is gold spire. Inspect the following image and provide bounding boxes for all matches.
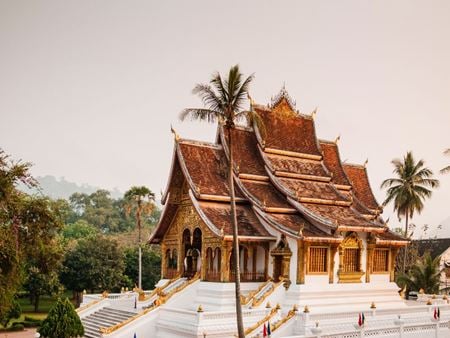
[170,125,180,142]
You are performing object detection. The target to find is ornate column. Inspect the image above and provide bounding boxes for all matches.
[390,247,400,282]
[366,243,375,283]
[329,244,338,284]
[161,242,167,279]
[221,241,232,282]
[200,241,207,281]
[297,240,304,284]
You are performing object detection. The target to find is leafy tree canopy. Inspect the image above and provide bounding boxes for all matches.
[61,235,126,294]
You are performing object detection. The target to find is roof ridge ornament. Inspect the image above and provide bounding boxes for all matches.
[364,158,369,168]
[269,84,297,112]
[170,125,180,142]
[334,135,341,144]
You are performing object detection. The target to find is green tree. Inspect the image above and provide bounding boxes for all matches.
[62,220,99,241]
[0,299,21,328]
[0,149,36,320]
[179,65,263,337]
[441,148,450,174]
[381,151,439,272]
[123,245,161,290]
[19,196,65,312]
[61,235,125,306]
[38,297,84,338]
[397,253,442,294]
[123,186,155,289]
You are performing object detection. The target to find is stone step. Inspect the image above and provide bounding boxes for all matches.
[101,307,137,317]
[89,312,131,323]
[84,315,120,327]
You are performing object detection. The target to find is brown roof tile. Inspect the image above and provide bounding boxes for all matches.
[343,164,380,210]
[377,229,407,242]
[228,128,267,176]
[255,107,322,156]
[279,178,349,202]
[178,142,243,198]
[266,154,327,177]
[320,141,351,186]
[240,180,292,209]
[266,213,333,238]
[198,201,271,237]
[302,203,381,228]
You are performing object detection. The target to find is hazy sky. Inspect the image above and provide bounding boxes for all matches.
[1,1,449,237]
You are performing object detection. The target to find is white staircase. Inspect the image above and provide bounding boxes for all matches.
[82,307,136,338]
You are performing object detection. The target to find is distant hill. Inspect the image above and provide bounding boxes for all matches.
[21,175,123,200]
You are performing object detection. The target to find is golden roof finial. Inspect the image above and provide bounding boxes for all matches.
[170,125,180,142]
[265,301,272,309]
[334,134,341,144]
[303,305,310,313]
[370,302,376,309]
[197,304,204,312]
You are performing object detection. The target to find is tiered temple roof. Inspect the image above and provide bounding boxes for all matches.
[150,88,407,246]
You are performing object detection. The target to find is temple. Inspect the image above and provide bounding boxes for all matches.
[150,87,408,288]
[80,90,450,338]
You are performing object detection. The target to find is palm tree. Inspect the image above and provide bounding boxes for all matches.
[397,253,442,294]
[441,148,450,174]
[124,186,155,290]
[180,65,263,338]
[381,151,439,272]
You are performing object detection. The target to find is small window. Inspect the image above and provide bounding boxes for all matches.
[373,249,389,272]
[309,247,328,273]
[343,248,360,272]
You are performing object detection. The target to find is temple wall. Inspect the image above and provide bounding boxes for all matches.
[305,275,329,285]
[360,232,368,283]
[371,274,390,283]
[287,237,298,282]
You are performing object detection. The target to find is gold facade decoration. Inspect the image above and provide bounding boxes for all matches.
[338,232,364,283]
[271,235,292,282]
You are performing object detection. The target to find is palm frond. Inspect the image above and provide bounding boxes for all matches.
[232,74,255,110]
[210,72,229,104]
[192,84,224,112]
[179,108,222,123]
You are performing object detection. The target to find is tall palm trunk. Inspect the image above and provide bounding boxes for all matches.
[137,201,142,290]
[227,126,244,338]
[402,211,409,273]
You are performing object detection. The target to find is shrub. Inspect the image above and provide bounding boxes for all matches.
[38,298,84,338]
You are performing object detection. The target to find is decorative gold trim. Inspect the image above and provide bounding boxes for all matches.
[239,173,270,182]
[334,184,352,191]
[264,147,322,161]
[251,279,284,307]
[299,197,352,206]
[76,299,103,314]
[240,279,272,306]
[264,207,297,214]
[198,194,246,203]
[275,171,331,182]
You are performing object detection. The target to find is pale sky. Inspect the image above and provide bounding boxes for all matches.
[1,1,449,237]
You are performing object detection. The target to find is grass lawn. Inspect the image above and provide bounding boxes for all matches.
[0,291,76,329]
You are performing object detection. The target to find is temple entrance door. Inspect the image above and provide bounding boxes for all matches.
[183,228,202,278]
[273,256,283,281]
